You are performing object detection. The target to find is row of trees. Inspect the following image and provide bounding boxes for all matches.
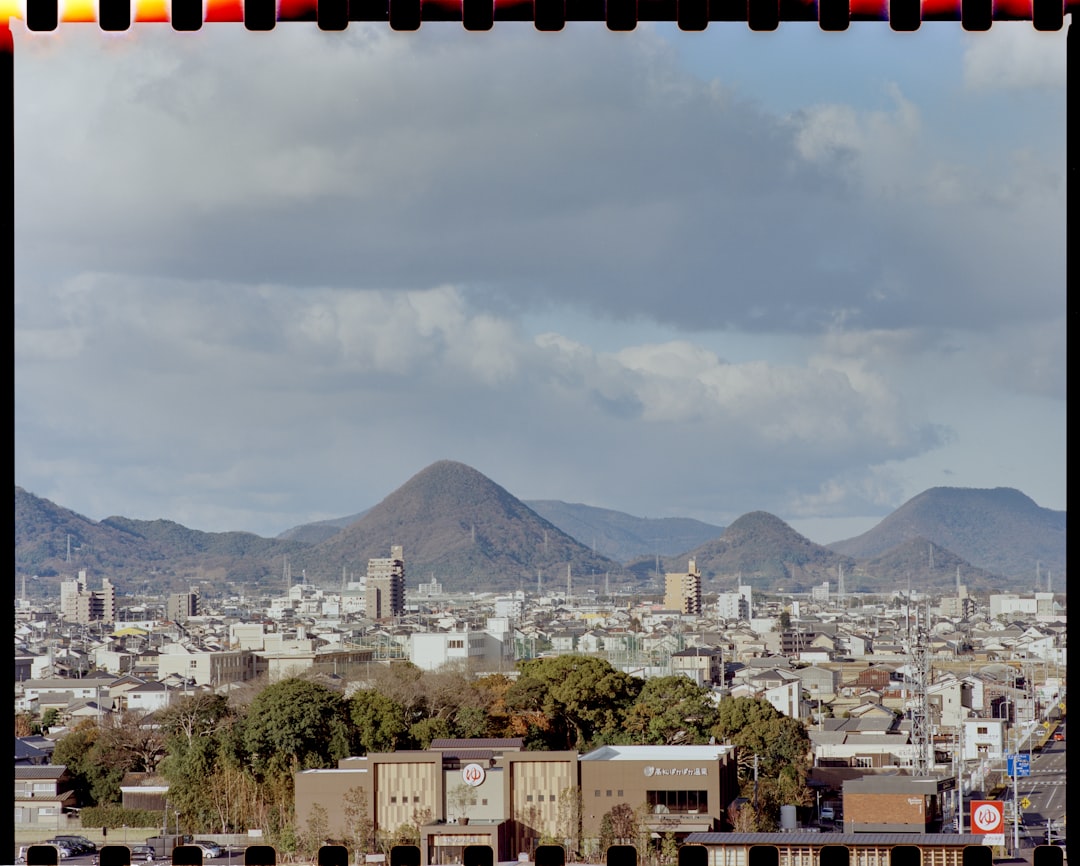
[39,656,813,848]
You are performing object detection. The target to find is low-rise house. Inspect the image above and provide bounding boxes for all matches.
[14,765,77,829]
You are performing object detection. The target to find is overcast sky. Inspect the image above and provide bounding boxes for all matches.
[13,18,1067,545]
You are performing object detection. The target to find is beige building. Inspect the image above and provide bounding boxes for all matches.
[60,571,116,625]
[295,741,739,864]
[664,559,702,616]
[156,645,257,686]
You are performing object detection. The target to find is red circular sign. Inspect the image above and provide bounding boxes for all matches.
[972,802,1003,833]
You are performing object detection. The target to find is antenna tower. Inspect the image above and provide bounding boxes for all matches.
[908,598,933,776]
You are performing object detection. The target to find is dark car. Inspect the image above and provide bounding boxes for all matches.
[54,836,97,855]
[129,845,157,862]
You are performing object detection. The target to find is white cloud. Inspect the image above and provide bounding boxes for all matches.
[962,24,1068,91]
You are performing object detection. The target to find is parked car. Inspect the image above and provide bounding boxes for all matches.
[129,845,157,862]
[820,806,836,822]
[54,836,97,855]
[194,841,222,858]
[1053,732,1065,741]
[43,841,76,859]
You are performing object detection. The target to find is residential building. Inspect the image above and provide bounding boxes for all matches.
[59,571,116,625]
[14,765,76,829]
[664,559,702,616]
[366,545,406,621]
[167,591,199,623]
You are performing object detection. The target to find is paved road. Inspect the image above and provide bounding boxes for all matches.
[1004,720,1067,849]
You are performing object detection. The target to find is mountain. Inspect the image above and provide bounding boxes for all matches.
[521,500,725,564]
[276,511,369,545]
[626,511,855,592]
[829,487,1066,582]
[15,486,308,594]
[852,537,1010,594]
[15,476,1065,599]
[284,461,622,592]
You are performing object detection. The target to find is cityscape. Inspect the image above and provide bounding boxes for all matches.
[14,545,1067,866]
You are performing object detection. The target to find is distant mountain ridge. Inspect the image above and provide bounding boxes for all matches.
[521,500,725,564]
[829,487,1065,583]
[14,471,1066,597]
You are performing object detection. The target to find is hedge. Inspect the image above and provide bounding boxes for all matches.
[78,806,164,830]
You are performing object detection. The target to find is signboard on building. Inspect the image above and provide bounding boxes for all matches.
[970,800,1004,846]
[462,763,486,787]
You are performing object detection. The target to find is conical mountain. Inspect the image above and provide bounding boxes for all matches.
[292,461,622,592]
[627,510,853,592]
[829,487,1065,580]
[855,536,1009,593]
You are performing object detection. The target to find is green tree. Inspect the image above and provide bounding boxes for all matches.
[623,676,718,745]
[350,690,411,754]
[52,720,127,805]
[507,656,643,750]
[242,678,352,778]
[712,696,781,742]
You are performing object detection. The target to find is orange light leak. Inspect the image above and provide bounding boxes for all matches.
[133,0,169,21]
[2,0,1074,24]
[204,0,243,20]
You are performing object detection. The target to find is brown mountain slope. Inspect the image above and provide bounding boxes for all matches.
[286,460,622,591]
[627,510,854,592]
[829,487,1065,581]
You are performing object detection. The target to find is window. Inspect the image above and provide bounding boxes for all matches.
[617,790,624,797]
[606,790,612,797]
[977,727,988,735]
[391,796,398,804]
[527,795,534,802]
[538,795,545,802]
[482,799,488,806]
[594,791,601,797]
[646,790,708,814]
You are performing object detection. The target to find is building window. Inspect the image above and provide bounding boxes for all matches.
[606,790,612,797]
[391,796,397,804]
[595,791,601,797]
[646,790,708,814]
[414,796,420,803]
[618,790,624,797]
[977,727,988,735]
[527,795,534,802]
[482,799,488,806]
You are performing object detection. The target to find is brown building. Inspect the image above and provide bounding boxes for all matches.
[841,775,955,833]
[295,741,740,864]
[578,745,739,843]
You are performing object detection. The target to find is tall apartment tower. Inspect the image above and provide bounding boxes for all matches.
[60,571,117,624]
[365,544,405,621]
[167,591,199,623]
[664,558,702,616]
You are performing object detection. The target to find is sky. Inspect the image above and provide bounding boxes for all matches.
[13,16,1067,547]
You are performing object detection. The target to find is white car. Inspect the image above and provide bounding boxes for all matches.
[193,842,222,859]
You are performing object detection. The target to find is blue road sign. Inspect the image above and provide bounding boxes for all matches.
[1008,754,1031,776]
